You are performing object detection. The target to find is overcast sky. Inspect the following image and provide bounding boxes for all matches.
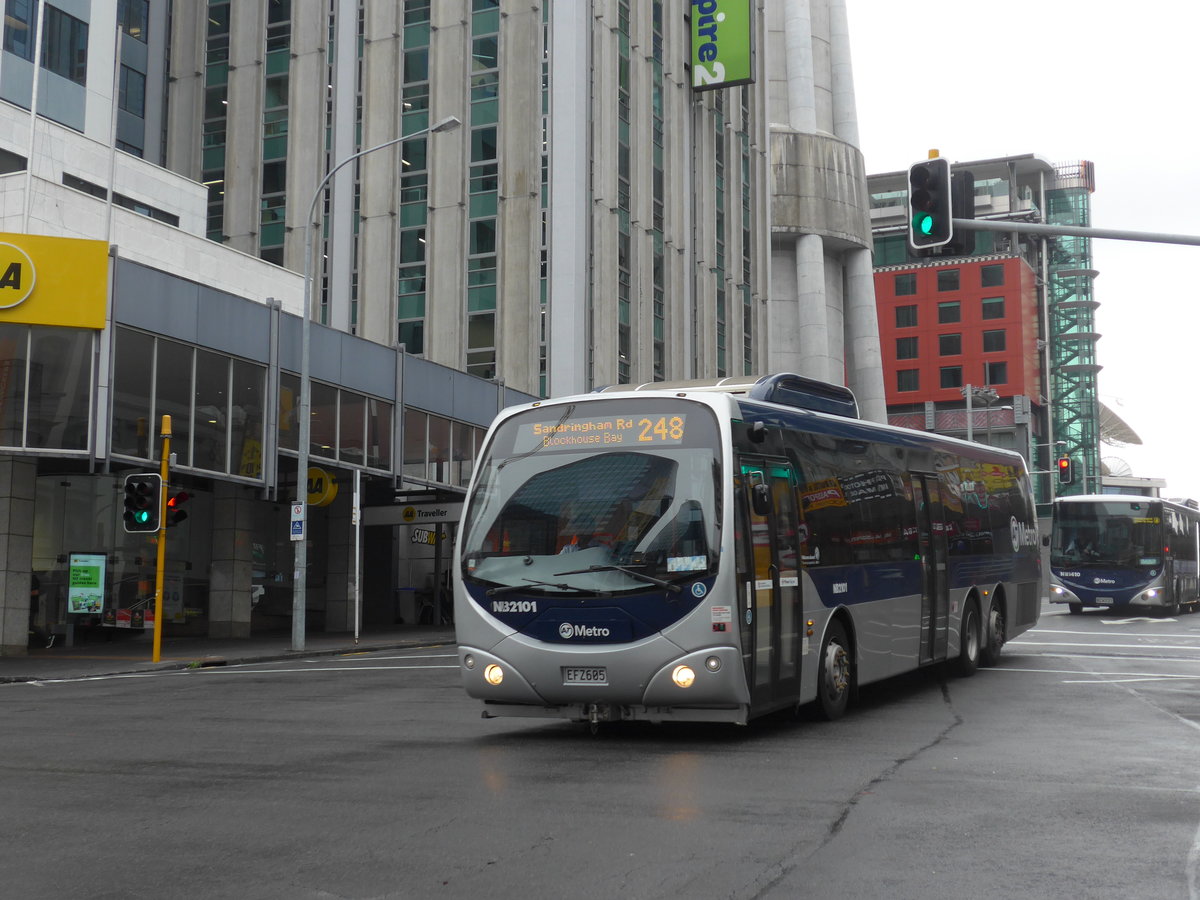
[845,2,1200,500]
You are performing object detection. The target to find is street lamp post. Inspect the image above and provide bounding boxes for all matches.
[292,114,461,652]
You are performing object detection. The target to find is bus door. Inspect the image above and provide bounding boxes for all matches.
[736,459,802,708]
[912,473,949,664]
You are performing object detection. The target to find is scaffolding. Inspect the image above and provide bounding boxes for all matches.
[1045,161,1100,497]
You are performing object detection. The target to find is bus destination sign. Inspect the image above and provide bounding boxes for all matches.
[515,414,687,453]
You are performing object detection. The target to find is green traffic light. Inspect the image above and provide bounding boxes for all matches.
[135,510,150,524]
[916,213,935,236]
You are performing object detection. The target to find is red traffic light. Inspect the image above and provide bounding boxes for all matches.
[166,490,190,526]
[1057,457,1073,485]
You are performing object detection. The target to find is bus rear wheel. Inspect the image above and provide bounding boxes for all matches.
[980,600,1005,667]
[815,620,851,721]
[953,601,981,677]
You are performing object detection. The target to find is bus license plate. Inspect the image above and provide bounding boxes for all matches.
[1097,597,1114,606]
[563,666,607,685]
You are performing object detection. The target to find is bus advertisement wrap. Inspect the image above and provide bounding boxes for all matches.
[690,0,754,91]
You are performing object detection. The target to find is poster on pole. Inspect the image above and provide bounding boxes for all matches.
[67,552,106,614]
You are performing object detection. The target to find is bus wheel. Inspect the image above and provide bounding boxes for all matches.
[815,620,852,721]
[980,601,1005,667]
[953,601,981,677]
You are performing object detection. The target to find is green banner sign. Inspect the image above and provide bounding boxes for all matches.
[67,552,106,614]
[690,0,754,91]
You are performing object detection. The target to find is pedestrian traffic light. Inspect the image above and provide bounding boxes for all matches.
[1057,457,1073,485]
[166,490,190,527]
[907,156,953,249]
[123,473,162,533]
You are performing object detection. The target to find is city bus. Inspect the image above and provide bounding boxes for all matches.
[1049,494,1200,616]
[453,374,1042,726]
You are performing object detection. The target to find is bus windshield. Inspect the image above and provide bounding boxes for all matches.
[460,399,722,595]
[1051,500,1163,568]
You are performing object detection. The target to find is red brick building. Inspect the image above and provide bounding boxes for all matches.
[874,255,1041,450]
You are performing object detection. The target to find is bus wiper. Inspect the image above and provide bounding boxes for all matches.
[553,564,683,593]
[486,578,587,597]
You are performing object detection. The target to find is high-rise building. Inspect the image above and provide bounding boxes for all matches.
[165,0,880,407]
[0,0,883,654]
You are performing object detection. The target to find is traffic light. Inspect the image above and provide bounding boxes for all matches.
[948,170,976,255]
[1057,457,1074,485]
[907,157,953,249]
[123,473,162,533]
[166,491,190,527]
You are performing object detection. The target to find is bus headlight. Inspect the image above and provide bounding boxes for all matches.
[484,664,505,686]
[1146,589,1159,599]
[1051,586,1065,596]
[672,665,696,688]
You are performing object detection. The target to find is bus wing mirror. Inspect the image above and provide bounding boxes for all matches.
[1042,535,1050,547]
[752,483,772,517]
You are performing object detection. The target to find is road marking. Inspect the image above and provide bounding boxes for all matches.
[19,663,460,686]
[1013,640,1200,652]
[991,666,1200,681]
[1022,633,1200,643]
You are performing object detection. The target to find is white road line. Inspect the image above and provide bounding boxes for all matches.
[1031,628,1199,638]
[991,666,1200,680]
[1013,640,1200,652]
[20,663,460,685]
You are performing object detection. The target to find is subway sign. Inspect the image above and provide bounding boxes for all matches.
[690,0,754,91]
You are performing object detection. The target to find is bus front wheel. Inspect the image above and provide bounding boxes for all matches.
[953,601,981,677]
[815,620,852,721]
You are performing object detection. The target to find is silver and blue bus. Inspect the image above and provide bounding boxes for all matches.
[1049,494,1200,616]
[454,375,1042,726]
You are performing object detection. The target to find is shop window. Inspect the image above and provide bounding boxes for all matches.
[309,381,337,460]
[367,399,393,470]
[193,349,230,473]
[231,359,265,478]
[112,327,154,458]
[278,372,298,452]
[427,414,450,483]
[403,408,428,481]
[155,338,193,467]
[339,391,365,465]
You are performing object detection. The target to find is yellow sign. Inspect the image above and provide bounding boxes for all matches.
[0,233,108,329]
[307,467,338,507]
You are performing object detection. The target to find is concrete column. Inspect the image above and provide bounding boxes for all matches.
[795,233,831,381]
[828,0,860,147]
[0,456,37,655]
[783,0,817,134]
[208,483,256,639]
[844,247,887,422]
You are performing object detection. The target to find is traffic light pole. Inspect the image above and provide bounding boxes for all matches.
[152,415,171,663]
[952,218,1200,247]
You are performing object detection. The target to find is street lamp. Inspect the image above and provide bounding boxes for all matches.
[292,114,462,651]
[961,384,998,443]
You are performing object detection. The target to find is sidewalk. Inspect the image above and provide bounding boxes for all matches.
[0,625,458,684]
